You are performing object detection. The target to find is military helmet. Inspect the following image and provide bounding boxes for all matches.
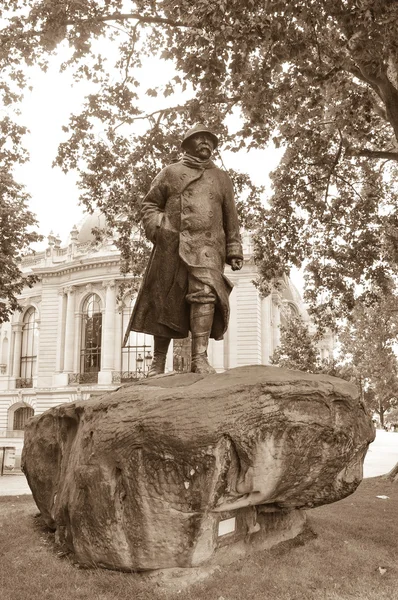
[181,123,219,150]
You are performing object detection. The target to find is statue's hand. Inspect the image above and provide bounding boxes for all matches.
[231,258,243,271]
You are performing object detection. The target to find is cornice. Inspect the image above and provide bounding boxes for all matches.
[31,255,120,277]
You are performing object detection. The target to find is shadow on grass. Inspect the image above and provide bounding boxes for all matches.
[1,477,397,600]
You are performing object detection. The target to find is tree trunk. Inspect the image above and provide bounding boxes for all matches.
[379,400,385,428]
[387,461,398,482]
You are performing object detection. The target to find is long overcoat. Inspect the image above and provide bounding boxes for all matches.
[125,160,243,341]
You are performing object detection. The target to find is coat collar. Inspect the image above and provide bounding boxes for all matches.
[180,155,216,170]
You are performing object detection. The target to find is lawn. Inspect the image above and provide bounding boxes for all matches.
[1,477,397,600]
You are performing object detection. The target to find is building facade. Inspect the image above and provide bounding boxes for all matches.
[0,214,333,470]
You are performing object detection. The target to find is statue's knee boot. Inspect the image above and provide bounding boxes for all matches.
[190,303,216,374]
[147,336,170,377]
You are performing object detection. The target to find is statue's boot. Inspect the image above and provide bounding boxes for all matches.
[190,303,216,374]
[147,336,170,377]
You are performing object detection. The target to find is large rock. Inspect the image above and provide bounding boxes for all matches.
[22,366,375,571]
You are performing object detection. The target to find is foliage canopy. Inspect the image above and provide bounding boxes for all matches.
[271,315,322,373]
[272,295,398,427]
[338,293,398,427]
[0,86,42,322]
[2,1,398,323]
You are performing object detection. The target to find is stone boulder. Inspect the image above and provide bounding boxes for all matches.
[22,366,375,571]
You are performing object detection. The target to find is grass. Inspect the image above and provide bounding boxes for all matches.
[1,477,397,600]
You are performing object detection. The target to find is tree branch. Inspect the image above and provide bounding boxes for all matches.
[345,148,398,161]
[111,96,241,132]
[121,22,140,86]
[334,174,366,203]
[64,11,195,30]
[0,11,195,44]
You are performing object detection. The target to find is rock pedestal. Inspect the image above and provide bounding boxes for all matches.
[22,366,375,571]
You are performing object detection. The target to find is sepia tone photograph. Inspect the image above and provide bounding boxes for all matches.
[0,2,397,599]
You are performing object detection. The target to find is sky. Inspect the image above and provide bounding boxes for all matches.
[12,41,304,291]
[15,57,93,244]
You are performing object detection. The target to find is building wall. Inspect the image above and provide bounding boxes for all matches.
[37,282,59,388]
[235,272,262,366]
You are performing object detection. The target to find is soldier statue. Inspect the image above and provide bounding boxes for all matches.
[124,123,243,376]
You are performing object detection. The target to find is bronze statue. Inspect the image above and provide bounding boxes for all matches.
[124,123,243,375]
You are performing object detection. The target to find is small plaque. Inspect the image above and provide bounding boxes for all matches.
[218,517,236,537]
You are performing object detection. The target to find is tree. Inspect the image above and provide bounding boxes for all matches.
[2,1,398,321]
[271,315,321,373]
[273,293,398,429]
[386,406,398,427]
[0,173,42,324]
[0,102,42,323]
[338,294,398,428]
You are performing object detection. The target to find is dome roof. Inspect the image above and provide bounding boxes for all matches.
[74,211,107,244]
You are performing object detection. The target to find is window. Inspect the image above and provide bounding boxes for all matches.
[80,294,102,375]
[280,302,300,329]
[13,406,34,430]
[173,335,191,373]
[121,296,153,379]
[19,307,38,386]
[1,336,8,374]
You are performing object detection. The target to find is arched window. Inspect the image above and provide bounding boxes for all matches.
[20,307,38,386]
[13,405,34,430]
[121,296,153,379]
[1,336,8,374]
[280,302,300,329]
[80,294,102,377]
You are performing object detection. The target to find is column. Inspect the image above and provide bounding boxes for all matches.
[73,307,81,374]
[165,339,174,372]
[12,324,23,378]
[55,290,66,372]
[113,303,123,374]
[212,338,225,372]
[225,285,238,369]
[63,286,76,373]
[98,280,116,384]
[261,295,272,365]
[207,337,214,365]
[33,317,40,387]
[271,291,281,355]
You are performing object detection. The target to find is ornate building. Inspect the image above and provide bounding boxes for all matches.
[0,214,333,470]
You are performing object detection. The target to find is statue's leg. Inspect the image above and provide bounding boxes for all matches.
[147,336,171,378]
[190,302,217,374]
[187,277,217,374]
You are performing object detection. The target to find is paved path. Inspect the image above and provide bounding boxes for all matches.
[1,429,397,496]
[0,472,31,496]
[363,429,398,478]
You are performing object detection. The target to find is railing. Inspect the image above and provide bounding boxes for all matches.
[121,345,153,379]
[22,253,46,267]
[54,247,68,256]
[15,378,33,389]
[68,372,99,385]
[112,371,143,384]
[0,430,24,438]
[74,241,93,253]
